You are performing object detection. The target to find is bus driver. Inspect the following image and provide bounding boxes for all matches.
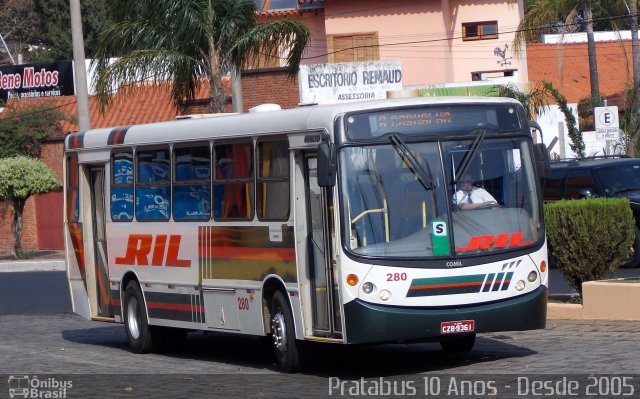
[453,174,497,210]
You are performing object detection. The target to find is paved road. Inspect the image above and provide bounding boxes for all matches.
[2,271,640,398]
[0,271,71,315]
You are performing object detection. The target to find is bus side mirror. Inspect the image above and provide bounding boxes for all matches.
[317,142,336,187]
[534,143,551,179]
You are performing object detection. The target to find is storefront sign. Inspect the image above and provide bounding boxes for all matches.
[299,61,402,104]
[0,60,75,101]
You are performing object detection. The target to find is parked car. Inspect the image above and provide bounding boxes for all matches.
[542,155,640,268]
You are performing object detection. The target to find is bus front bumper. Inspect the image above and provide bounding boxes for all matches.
[343,285,547,344]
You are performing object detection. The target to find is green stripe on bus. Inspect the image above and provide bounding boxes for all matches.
[407,274,486,297]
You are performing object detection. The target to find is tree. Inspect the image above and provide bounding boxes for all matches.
[516,0,602,106]
[30,0,113,61]
[497,82,554,120]
[543,81,586,157]
[0,104,67,158]
[0,0,41,63]
[0,156,60,259]
[91,0,310,113]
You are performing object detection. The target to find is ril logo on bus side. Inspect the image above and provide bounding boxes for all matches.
[115,234,191,267]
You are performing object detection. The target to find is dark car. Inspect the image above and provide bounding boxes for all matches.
[543,156,640,268]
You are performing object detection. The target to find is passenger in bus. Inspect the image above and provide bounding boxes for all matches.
[453,174,497,210]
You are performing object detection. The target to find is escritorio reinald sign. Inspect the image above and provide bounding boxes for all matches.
[298,60,403,104]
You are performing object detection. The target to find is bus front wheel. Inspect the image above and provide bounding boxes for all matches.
[269,291,301,372]
[440,333,476,352]
[123,282,155,354]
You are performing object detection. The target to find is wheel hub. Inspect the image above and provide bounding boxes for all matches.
[271,312,287,353]
[127,297,140,339]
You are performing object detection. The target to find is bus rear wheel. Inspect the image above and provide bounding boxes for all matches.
[269,291,301,373]
[440,333,476,352]
[123,282,156,353]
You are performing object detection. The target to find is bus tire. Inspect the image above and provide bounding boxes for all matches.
[440,333,476,352]
[123,282,155,354]
[269,291,301,373]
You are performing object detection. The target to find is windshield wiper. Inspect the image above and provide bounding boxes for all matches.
[454,128,488,184]
[389,134,434,190]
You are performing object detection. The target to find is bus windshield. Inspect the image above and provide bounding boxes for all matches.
[339,136,542,260]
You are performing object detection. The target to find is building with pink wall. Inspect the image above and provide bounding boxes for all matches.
[257,0,527,86]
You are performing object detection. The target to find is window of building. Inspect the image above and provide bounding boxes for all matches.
[257,139,290,220]
[173,145,211,220]
[136,147,171,221]
[462,21,498,41]
[328,33,379,63]
[213,141,254,220]
[111,150,135,221]
[66,154,79,222]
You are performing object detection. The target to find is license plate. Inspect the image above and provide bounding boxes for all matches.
[441,320,475,334]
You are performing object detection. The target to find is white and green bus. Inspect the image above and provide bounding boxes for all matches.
[64,96,549,372]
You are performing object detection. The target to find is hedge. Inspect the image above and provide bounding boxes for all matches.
[545,198,634,297]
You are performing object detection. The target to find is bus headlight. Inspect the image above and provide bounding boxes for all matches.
[378,289,392,301]
[515,280,526,291]
[527,271,538,282]
[362,282,375,294]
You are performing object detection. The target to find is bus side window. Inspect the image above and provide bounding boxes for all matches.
[136,147,171,221]
[213,141,254,220]
[257,139,290,221]
[111,150,134,221]
[67,153,80,222]
[173,145,211,220]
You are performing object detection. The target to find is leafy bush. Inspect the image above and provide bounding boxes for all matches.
[0,156,60,259]
[545,198,635,297]
[0,104,67,158]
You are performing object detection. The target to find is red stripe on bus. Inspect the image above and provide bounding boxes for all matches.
[200,246,295,261]
[146,302,204,312]
[409,281,484,291]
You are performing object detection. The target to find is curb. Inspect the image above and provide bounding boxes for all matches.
[0,260,65,273]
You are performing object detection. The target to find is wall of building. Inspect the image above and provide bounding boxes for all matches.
[323,0,525,86]
[448,0,526,83]
[528,40,635,103]
[241,69,300,110]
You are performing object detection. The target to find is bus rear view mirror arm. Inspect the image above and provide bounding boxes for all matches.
[318,142,336,187]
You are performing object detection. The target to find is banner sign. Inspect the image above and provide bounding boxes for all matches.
[0,60,75,101]
[298,60,403,104]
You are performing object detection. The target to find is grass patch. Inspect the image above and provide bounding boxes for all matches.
[549,294,582,305]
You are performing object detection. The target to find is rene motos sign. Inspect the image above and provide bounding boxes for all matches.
[0,60,75,101]
[299,61,403,104]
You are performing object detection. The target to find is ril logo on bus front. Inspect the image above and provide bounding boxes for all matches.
[115,234,191,267]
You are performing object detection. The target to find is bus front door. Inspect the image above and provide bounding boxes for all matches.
[304,155,342,338]
[88,166,111,318]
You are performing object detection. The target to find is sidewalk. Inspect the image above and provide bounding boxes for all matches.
[0,250,65,272]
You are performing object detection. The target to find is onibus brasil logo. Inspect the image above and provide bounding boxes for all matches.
[8,376,72,398]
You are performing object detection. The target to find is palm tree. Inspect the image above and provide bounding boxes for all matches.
[91,0,310,113]
[515,0,602,106]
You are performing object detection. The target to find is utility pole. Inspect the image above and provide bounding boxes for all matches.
[69,0,91,130]
[0,33,16,65]
[631,1,639,108]
[231,69,243,113]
